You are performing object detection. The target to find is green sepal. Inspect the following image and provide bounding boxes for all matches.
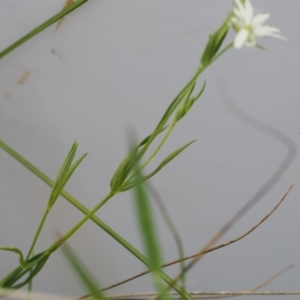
[201,19,229,67]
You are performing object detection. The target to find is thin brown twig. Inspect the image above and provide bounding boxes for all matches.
[198,264,299,300]
[250,264,298,291]
[78,172,300,297]
[100,265,299,300]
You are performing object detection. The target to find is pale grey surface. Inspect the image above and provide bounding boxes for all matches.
[0,0,300,298]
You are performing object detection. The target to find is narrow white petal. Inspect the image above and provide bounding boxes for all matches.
[254,26,271,37]
[252,13,270,27]
[254,26,287,40]
[234,0,243,11]
[267,26,281,33]
[234,29,249,49]
[244,0,254,23]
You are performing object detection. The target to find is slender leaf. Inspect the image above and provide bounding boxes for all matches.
[175,81,206,122]
[52,153,88,203]
[110,126,168,191]
[122,141,195,191]
[0,247,26,268]
[132,156,165,295]
[48,141,79,208]
[0,252,46,288]
[147,184,186,293]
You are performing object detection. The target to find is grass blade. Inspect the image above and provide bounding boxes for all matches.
[132,151,166,296]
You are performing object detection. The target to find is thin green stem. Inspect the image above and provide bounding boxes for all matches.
[141,120,176,170]
[0,0,88,60]
[27,252,34,300]
[26,209,50,261]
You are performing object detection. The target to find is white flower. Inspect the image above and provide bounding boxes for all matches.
[231,0,286,49]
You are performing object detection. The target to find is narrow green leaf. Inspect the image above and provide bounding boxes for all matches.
[52,153,88,202]
[175,81,206,122]
[60,242,105,300]
[147,184,187,293]
[48,141,79,208]
[110,126,168,191]
[155,86,192,131]
[132,157,165,295]
[110,144,139,191]
[12,256,49,289]
[0,252,48,289]
[0,247,26,268]
[122,141,195,191]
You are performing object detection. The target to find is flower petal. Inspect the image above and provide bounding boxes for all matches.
[234,28,249,49]
[252,13,270,27]
[254,25,283,38]
[244,0,254,24]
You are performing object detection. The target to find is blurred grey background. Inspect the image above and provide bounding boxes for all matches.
[0,0,300,299]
